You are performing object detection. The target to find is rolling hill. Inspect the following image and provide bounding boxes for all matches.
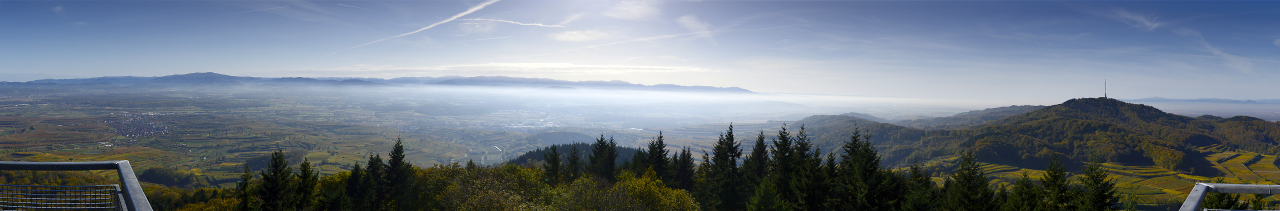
[893,105,1045,130]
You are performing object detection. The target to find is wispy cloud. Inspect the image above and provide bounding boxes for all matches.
[457,22,496,35]
[550,30,614,42]
[558,13,584,26]
[460,18,563,27]
[1274,38,1280,47]
[327,0,501,56]
[454,36,510,44]
[582,32,698,49]
[336,4,365,10]
[51,5,64,16]
[1112,9,1165,31]
[676,15,716,45]
[225,6,290,16]
[603,0,660,20]
[1172,28,1254,73]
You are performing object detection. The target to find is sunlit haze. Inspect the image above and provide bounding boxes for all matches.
[4,0,1279,105]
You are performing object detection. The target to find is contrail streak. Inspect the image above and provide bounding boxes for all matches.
[327,0,501,56]
[459,18,563,27]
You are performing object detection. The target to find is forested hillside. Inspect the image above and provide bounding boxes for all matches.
[967,98,1280,172]
[506,142,643,166]
[786,98,1280,174]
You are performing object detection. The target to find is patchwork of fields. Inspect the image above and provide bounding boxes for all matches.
[0,93,660,187]
[0,106,468,187]
[974,149,1280,205]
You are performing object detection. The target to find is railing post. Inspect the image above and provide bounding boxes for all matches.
[1180,183,1210,211]
[0,160,153,211]
[1179,183,1280,211]
[114,161,152,211]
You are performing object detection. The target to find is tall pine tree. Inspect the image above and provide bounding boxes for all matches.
[1078,157,1118,211]
[344,163,369,210]
[793,126,827,210]
[237,165,257,211]
[543,145,562,186]
[942,150,994,211]
[365,154,389,210]
[998,171,1043,211]
[566,146,583,182]
[647,131,670,181]
[701,124,744,210]
[258,150,295,211]
[1041,154,1075,211]
[587,135,618,182]
[672,147,696,190]
[741,130,769,196]
[294,158,319,210]
[901,163,938,211]
[833,128,898,210]
[765,125,802,210]
[386,138,414,210]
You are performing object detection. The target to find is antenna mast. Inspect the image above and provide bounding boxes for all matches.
[1104,79,1107,98]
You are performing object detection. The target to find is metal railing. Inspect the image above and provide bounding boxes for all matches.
[0,184,123,210]
[0,160,152,211]
[1180,183,1280,211]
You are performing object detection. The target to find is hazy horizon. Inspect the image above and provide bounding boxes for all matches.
[5,1,1279,104]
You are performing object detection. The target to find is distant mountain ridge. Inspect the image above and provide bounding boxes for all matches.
[894,105,1046,130]
[838,112,892,123]
[23,72,754,93]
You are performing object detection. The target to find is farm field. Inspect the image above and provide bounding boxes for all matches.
[972,151,1280,207]
[0,91,659,187]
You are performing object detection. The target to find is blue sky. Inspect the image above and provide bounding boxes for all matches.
[2,0,1278,103]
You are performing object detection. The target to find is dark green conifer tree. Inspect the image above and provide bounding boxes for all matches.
[1078,157,1119,211]
[833,129,895,210]
[999,171,1044,211]
[294,158,319,210]
[364,154,388,210]
[566,147,583,182]
[700,125,744,210]
[465,160,476,170]
[942,151,994,211]
[626,149,648,175]
[901,163,938,211]
[672,147,696,190]
[741,130,769,195]
[587,135,618,182]
[1041,154,1074,211]
[345,163,371,210]
[385,138,414,210]
[543,145,562,186]
[258,150,295,211]
[237,165,257,211]
[792,126,828,210]
[647,132,670,181]
[764,125,802,210]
